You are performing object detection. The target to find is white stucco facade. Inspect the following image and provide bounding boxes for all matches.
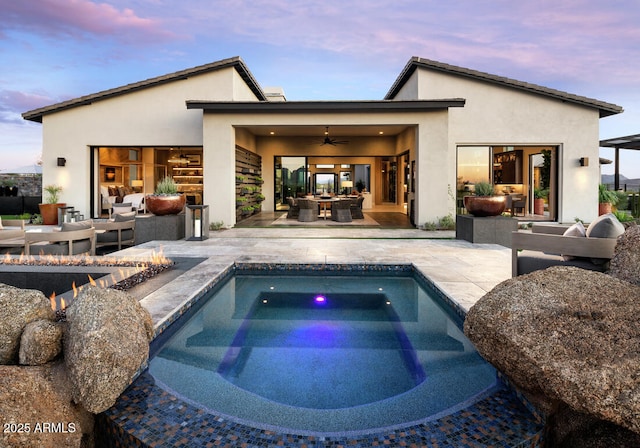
[24,56,622,228]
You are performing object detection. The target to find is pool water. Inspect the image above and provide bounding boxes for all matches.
[149,272,496,433]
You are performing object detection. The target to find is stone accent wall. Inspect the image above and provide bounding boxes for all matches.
[0,174,42,197]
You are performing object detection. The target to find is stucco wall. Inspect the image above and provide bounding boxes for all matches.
[40,67,259,217]
[202,112,439,226]
[395,68,603,222]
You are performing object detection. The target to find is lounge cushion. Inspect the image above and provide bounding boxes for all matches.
[586,213,625,239]
[97,229,134,243]
[114,211,136,222]
[61,220,92,231]
[518,250,609,275]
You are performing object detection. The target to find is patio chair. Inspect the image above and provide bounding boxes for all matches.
[512,196,526,216]
[331,199,352,222]
[94,211,136,251]
[286,197,299,219]
[25,220,96,256]
[349,196,365,219]
[297,199,318,222]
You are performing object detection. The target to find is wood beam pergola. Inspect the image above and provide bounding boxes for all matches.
[599,133,640,190]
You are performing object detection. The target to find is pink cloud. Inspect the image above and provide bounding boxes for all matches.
[1,0,179,43]
[0,90,54,124]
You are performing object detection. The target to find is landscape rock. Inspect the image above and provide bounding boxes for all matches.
[608,223,640,286]
[464,266,640,437]
[19,319,64,366]
[0,361,93,448]
[64,286,154,413]
[0,283,55,364]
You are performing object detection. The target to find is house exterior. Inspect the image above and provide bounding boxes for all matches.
[23,56,623,227]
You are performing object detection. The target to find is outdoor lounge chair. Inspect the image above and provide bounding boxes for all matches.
[511,214,623,276]
[25,220,96,256]
[94,211,136,251]
[0,219,26,253]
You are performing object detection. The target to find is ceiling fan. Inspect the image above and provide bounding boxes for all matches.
[320,126,349,146]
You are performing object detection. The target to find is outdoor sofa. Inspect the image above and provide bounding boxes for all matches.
[94,211,136,251]
[511,213,624,277]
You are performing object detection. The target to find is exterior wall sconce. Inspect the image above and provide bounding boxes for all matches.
[579,157,589,167]
[57,157,66,167]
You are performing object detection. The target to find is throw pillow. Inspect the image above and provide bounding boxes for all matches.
[585,213,625,239]
[563,221,586,238]
[561,221,586,261]
[114,211,136,222]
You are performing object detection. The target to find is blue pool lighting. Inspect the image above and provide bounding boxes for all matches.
[314,294,327,304]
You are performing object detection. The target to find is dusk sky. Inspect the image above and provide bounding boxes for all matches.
[2,1,639,178]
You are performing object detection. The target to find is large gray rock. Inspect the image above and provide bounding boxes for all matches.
[608,223,640,286]
[64,286,153,413]
[0,362,93,448]
[0,283,55,364]
[19,319,64,366]
[464,266,640,437]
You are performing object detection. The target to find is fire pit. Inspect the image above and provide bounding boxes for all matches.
[0,250,173,311]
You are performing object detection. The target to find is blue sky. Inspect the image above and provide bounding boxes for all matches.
[2,0,639,178]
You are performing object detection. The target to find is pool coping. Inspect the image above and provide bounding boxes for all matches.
[98,262,546,447]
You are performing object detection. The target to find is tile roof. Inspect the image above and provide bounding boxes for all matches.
[22,56,266,122]
[385,57,623,118]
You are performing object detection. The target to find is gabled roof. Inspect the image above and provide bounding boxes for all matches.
[385,57,623,118]
[22,56,266,123]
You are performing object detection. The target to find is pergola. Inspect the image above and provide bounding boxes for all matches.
[599,133,640,190]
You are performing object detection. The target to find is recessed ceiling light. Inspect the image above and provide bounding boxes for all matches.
[269,131,275,135]
[379,131,384,135]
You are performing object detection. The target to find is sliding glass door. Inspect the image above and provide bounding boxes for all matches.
[275,156,307,210]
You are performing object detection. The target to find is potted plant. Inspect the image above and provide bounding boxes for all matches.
[463,182,506,217]
[235,175,245,184]
[145,177,186,215]
[598,184,618,215]
[241,205,254,215]
[533,188,548,215]
[236,196,247,206]
[38,184,66,225]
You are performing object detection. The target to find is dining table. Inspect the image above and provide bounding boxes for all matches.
[313,197,340,220]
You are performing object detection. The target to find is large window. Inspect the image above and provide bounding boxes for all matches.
[274,156,307,210]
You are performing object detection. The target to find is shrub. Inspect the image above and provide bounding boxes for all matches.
[43,184,63,204]
[473,182,494,197]
[155,177,178,195]
[598,184,618,205]
[438,214,455,230]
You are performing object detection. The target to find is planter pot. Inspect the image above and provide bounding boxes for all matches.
[463,196,506,217]
[598,202,612,216]
[534,198,545,215]
[38,203,66,225]
[145,194,185,215]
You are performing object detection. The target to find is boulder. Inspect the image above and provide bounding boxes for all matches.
[464,266,640,437]
[0,283,55,364]
[608,223,640,286]
[64,286,154,413]
[0,362,93,448]
[19,319,64,366]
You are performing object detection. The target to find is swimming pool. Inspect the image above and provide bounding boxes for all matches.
[148,269,497,433]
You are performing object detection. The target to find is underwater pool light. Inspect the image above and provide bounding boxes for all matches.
[314,295,327,304]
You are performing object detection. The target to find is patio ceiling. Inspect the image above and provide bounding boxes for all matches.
[239,124,410,137]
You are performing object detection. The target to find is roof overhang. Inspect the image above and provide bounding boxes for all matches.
[186,99,465,114]
[599,134,640,150]
[22,56,266,123]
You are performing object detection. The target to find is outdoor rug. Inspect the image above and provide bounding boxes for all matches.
[271,213,380,227]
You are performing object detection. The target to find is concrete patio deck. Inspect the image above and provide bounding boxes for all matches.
[115,227,512,326]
